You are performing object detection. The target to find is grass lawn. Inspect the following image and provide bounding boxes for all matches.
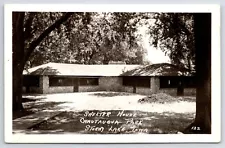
[15,92,196,134]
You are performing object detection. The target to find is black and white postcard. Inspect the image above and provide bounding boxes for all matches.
[4,4,221,143]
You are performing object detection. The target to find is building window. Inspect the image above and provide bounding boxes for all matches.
[49,77,99,86]
[123,76,150,88]
[160,76,180,88]
[79,78,99,86]
[23,75,39,87]
[160,76,196,88]
[123,77,135,86]
[49,77,73,86]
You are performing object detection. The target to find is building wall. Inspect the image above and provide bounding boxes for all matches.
[151,77,160,93]
[24,75,196,96]
[43,86,101,94]
[79,86,100,92]
[40,76,49,94]
[123,86,133,93]
[26,76,124,94]
[136,87,152,95]
[99,77,123,91]
[156,77,196,96]
[39,76,101,94]
[158,88,177,96]
[158,88,196,96]
[32,76,74,94]
[47,86,74,93]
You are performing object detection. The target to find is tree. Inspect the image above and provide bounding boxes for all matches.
[13,12,73,111]
[148,13,211,133]
[148,13,195,71]
[183,13,211,134]
[25,12,147,67]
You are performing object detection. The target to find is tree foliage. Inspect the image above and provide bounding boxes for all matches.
[26,12,148,68]
[148,13,195,71]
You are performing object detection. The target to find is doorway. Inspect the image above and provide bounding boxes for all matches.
[73,78,79,92]
[177,80,184,96]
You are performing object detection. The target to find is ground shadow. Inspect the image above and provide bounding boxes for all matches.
[23,101,68,112]
[22,97,42,103]
[13,97,44,119]
[13,110,35,120]
[13,95,69,119]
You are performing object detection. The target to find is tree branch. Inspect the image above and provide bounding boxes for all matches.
[24,12,74,63]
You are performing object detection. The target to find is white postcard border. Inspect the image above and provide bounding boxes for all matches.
[4,4,221,143]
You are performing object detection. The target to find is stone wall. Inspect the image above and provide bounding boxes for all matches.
[99,77,123,91]
[25,75,196,96]
[154,77,196,96]
[39,76,101,94]
[47,86,74,93]
[136,87,152,95]
[158,88,196,96]
[79,86,100,92]
[40,76,49,94]
[158,88,177,96]
[123,86,133,93]
[151,77,160,93]
[38,76,74,94]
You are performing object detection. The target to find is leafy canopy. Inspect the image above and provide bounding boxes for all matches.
[25,12,148,68]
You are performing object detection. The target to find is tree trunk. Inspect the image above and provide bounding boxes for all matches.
[12,12,73,112]
[13,66,24,111]
[183,13,211,134]
[12,12,25,111]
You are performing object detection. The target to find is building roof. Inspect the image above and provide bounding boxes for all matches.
[23,62,192,77]
[121,63,192,76]
[23,62,140,76]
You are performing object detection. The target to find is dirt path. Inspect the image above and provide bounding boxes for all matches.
[23,91,196,113]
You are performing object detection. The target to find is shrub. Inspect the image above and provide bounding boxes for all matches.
[138,93,176,104]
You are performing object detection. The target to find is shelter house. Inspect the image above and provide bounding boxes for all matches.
[22,62,196,96]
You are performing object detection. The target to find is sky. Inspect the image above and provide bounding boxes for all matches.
[143,36,171,64]
[138,26,171,64]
